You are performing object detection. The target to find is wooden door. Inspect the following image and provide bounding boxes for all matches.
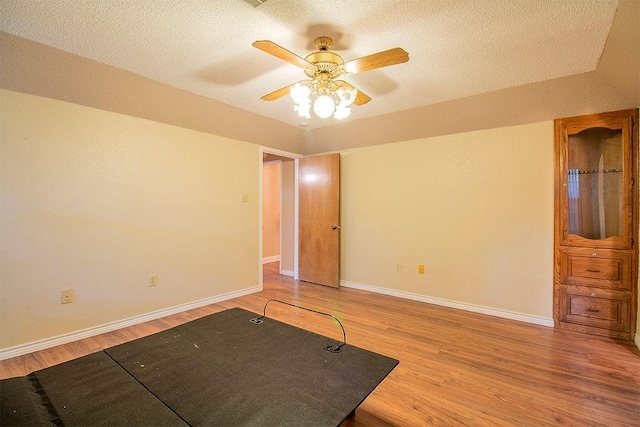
[298,154,340,287]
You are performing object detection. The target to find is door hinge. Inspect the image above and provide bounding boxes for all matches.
[563,229,567,239]
[632,237,635,247]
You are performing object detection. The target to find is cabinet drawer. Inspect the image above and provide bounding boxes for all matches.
[560,285,630,332]
[559,247,631,289]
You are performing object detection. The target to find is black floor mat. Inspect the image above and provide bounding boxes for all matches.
[106,308,398,426]
[1,351,188,426]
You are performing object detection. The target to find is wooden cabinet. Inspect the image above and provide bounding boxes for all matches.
[559,247,632,290]
[554,109,638,340]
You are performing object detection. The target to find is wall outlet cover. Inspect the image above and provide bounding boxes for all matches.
[61,289,75,304]
[148,274,158,287]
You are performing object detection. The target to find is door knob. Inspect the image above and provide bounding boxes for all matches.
[332,225,341,230]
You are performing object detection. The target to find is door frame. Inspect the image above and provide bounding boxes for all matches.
[259,146,302,288]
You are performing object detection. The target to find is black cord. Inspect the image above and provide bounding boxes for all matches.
[250,299,347,352]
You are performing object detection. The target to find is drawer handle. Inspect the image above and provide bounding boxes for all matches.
[586,268,601,273]
[590,293,596,298]
[586,307,600,313]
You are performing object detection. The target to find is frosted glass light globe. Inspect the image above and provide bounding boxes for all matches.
[313,95,335,118]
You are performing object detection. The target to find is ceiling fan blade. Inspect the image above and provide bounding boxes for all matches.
[261,85,294,101]
[335,80,372,106]
[252,40,312,69]
[354,90,372,106]
[260,81,308,101]
[343,47,409,74]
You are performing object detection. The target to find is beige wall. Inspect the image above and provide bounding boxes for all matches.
[339,121,554,318]
[1,95,636,350]
[0,89,259,349]
[262,163,281,260]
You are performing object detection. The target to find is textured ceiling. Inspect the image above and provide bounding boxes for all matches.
[0,0,621,130]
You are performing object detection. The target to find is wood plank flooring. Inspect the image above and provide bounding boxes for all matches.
[1,262,639,426]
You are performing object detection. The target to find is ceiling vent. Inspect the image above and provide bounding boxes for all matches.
[244,0,268,7]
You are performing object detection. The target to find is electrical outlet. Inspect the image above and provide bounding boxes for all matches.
[418,264,425,274]
[148,274,158,287]
[395,263,401,272]
[61,289,75,304]
[241,193,249,202]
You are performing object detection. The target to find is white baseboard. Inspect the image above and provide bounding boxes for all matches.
[635,333,640,350]
[280,270,294,277]
[0,285,262,361]
[262,255,280,264]
[340,280,554,327]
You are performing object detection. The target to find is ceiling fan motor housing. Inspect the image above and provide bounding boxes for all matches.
[302,36,344,79]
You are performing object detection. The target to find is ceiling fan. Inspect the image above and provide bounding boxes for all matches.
[252,36,409,120]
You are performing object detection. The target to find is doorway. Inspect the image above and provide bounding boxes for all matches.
[260,147,301,286]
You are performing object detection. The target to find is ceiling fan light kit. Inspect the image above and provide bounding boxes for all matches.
[290,79,357,120]
[253,36,409,121]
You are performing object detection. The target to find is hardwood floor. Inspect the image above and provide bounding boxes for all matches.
[1,262,639,426]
